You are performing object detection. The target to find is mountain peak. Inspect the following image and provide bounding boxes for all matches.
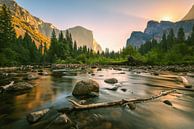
[182,5,194,21]
[0,0,102,52]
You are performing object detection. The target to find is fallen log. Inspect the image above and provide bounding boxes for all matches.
[26,108,50,123]
[68,90,176,110]
[28,90,176,124]
[0,81,14,93]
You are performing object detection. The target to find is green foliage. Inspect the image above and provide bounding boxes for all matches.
[0,4,16,52]
[139,27,194,65]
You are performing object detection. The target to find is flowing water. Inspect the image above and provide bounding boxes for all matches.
[0,68,194,129]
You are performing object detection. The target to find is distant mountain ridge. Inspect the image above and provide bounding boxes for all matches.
[0,0,102,52]
[127,5,194,48]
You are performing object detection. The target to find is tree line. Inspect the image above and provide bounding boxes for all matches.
[0,4,126,66]
[138,26,194,64]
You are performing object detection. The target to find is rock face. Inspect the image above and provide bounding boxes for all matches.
[182,5,194,21]
[127,5,194,48]
[0,0,102,52]
[72,80,99,97]
[127,31,151,48]
[65,26,102,52]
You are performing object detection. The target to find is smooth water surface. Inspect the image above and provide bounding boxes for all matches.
[0,68,194,129]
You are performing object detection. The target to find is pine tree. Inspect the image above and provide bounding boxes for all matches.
[73,41,77,52]
[190,25,194,45]
[177,28,185,43]
[58,31,64,42]
[48,29,58,63]
[161,32,167,51]
[0,4,16,52]
[167,29,175,49]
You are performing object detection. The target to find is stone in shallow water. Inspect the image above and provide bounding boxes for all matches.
[25,74,39,80]
[184,84,192,88]
[54,113,72,125]
[7,82,34,92]
[163,100,173,106]
[104,78,118,84]
[127,103,136,110]
[97,68,102,71]
[72,80,99,97]
[120,88,127,92]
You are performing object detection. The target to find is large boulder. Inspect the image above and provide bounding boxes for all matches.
[104,78,118,84]
[72,80,99,97]
[6,82,34,92]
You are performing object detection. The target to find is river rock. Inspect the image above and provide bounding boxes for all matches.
[25,74,38,80]
[54,113,72,125]
[38,71,49,76]
[91,73,95,76]
[79,100,87,104]
[72,80,99,97]
[6,82,34,92]
[121,88,127,92]
[113,68,122,71]
[127,103,136,110]
[97,68,102,71]
[184,84,192,88]
[163,100,173,106]
[119,72,125,74]
[104,78,118,84]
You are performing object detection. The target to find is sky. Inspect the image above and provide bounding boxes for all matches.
[15,0,194,51]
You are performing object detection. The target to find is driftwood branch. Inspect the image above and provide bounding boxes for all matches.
[0,81,14,93]
[68,90,176,110]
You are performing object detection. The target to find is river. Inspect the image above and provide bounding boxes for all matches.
[0,67,194,129]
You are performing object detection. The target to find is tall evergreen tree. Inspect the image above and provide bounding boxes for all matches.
[161,32,167,51]
[177,28,185,43]
[0,4,16,52]
[58,31,64,42]
[48,29,58,63]
[190,25,194,45]
[167,29,175,49]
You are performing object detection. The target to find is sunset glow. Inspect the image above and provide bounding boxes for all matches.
[161,16,173,21]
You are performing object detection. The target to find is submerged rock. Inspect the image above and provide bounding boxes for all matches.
[72,80,99,97]
[104,78,118,84]
[105,86,119,91]
[163,100,173,106]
